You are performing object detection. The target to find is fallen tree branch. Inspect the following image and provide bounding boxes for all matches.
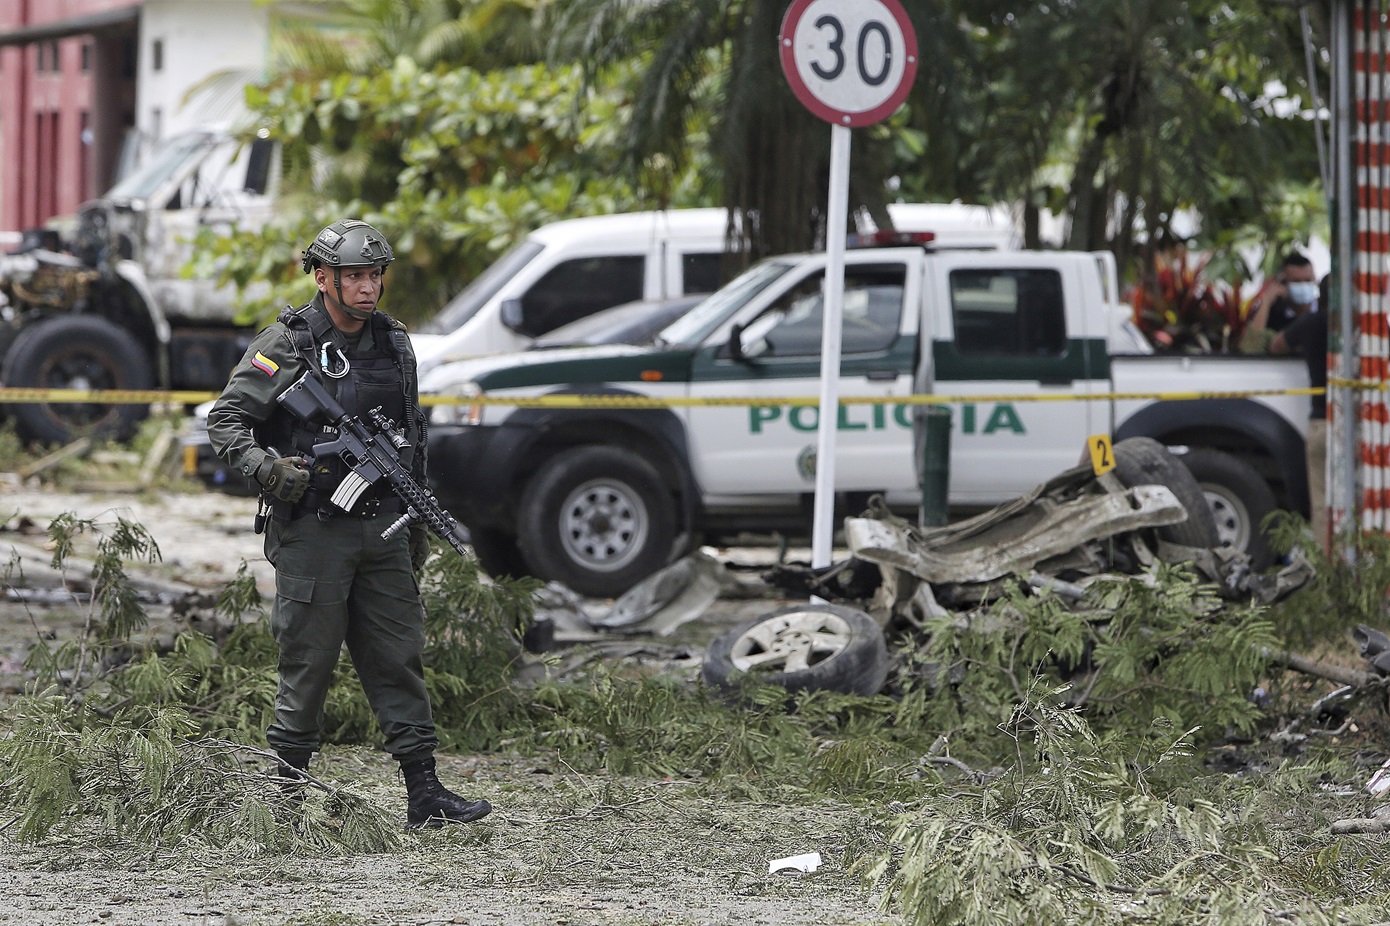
[920,754,986,783]
[187,738,337,794]
[1261,646,1384,689]
[1330,817,1390,835]
[0,536,201,598]
[507,795,661,827]
[1056,863,1171,897]
[16,438,92,479]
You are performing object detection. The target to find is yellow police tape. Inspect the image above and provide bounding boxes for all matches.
[0,388,223,404]
[417,386,1331,409]
[0,384,1341,409]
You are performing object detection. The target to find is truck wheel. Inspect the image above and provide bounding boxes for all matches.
[517,446,676,598]
[1176,448,1277,570]
[1,315,153,444]
[702,604,888,697]
[468,527,530,580]
[1112,437,1219,549]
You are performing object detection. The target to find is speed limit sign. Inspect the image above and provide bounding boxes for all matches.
[781,0,918,574]
[779,0,918,127]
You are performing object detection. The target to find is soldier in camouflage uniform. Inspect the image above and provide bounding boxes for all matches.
[208,219,491,827]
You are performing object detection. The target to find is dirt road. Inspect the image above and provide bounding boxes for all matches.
[0,482,898,926]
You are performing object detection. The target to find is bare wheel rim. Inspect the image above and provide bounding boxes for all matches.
[557,476,650,573]
[729,610,853,673]
[1202,484,1250,552]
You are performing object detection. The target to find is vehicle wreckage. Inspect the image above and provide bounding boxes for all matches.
[694,437,1319,697]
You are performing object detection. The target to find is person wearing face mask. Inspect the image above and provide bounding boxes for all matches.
[1243,251,1319,350]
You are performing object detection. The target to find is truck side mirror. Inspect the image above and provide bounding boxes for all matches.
[727,322,747,361]
[727,313,778,361]
[500,298,525,333]
[243,138,274,196]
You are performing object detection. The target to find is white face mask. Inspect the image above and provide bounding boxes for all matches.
[1286,281,1318,305]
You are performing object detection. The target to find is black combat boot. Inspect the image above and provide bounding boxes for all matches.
[275,748,312,798]
[400,755,492,828]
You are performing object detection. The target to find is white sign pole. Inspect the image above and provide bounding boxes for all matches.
[811,124,852,570]
[779,0,917,574]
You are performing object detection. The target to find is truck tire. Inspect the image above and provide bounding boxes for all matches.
[469,527,529,580]
[1112,437,1220,549]
[702,604,888,697]
[517,446,676,598]
[1176,448,1277,570]
[1,315,154,444]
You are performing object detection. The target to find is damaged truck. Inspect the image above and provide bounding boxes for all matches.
[0,130,276,445]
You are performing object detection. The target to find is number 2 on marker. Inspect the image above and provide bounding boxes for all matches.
[1088,434,1115,475]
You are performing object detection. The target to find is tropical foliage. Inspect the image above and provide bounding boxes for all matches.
[1128,247,1251,353]
[193,0,1327,330]
[191,55,713,325]
[931,1,1326,266]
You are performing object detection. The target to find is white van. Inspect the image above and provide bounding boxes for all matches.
[409,203,1020,373]
[411,209,731,372]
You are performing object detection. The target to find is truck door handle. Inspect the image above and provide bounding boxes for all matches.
[864,370,899,382]
[1038,377,1073,386]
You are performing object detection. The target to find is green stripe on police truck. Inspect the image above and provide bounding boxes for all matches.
[474,350,694,391]
[748,402,1025,434]
[688,339,916,381]
[933,337,1110,381]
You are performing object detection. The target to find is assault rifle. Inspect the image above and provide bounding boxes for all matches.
[275,371,470,555]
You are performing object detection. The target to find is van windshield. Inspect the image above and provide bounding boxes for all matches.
[421,240,546,334]
[657,259,794,346]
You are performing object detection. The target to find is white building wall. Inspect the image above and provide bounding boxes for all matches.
[136,0,270,147]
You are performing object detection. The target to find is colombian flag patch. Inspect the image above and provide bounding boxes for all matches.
[250,351,279,376]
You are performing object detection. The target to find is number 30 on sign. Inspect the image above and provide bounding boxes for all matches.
[779,0,919,128]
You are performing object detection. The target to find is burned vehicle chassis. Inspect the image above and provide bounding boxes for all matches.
[702,438,1312,697]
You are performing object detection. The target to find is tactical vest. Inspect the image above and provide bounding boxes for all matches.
[259,300,423,520]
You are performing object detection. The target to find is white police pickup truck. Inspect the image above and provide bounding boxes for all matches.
[423,236,1311,597]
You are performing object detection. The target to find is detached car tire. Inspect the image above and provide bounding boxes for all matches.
[1,315,154,444]
[517,446,676,598]
[1176,448,1278,570]
[703,604,889,697]
[1112,437,1220,549]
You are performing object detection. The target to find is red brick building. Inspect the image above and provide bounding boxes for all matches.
[0,0,139,244]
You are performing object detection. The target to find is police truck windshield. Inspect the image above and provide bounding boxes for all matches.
[656,259,794,347]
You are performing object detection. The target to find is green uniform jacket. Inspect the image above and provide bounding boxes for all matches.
[207,297,422,482]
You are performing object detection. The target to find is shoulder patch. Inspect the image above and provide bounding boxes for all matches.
[250,351,280,377]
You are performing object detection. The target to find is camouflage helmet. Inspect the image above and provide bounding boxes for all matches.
[301,219,394,274]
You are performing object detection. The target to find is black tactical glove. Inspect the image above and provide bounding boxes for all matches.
[255,455,310,503]
[409,523,432,572]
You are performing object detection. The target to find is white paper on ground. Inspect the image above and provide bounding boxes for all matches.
[1367,757,1390,796]
[768,851,822,874]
